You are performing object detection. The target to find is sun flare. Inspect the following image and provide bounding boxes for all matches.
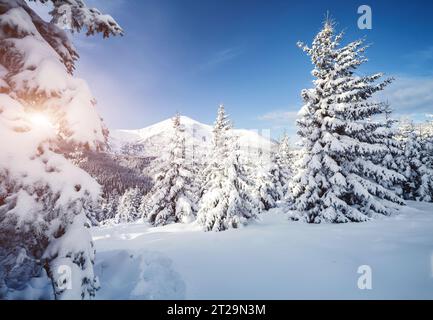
[28,113,53,128]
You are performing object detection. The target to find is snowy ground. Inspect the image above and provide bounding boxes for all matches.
[92,201,433,299]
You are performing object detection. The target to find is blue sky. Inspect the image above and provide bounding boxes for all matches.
[31,0,433,138]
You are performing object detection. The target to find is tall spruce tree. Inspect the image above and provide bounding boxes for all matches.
[0,0,122,299]
[398,121,433,201]
[419,120,433,201]
[114,187,142,223]
[276,133,294,196]
[290,19,404,223]
[142,114,198,226]
[100,190,120,222]
[255,151,284,211]
[381,107,403,190]
[197,105,258,231]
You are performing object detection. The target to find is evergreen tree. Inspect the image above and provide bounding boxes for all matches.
[419,120,433,201]
[381,108,403,183]
[190,126,206,198]
[278,133,294,167]
[114,187,142,223]
[255,151,284,211]
[0,0,122,299]
[276,133,295,196]
[142,114,198,226]
[197,105,258,231]
[398,122,433,201]
[100,190,120,222]
[290,19,404,223]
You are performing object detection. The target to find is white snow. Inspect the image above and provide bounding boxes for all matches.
[94,250,185,300]
[92,201,433,299]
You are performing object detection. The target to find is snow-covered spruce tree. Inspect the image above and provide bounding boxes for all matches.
[289,19,404,223]
[419,120,433,201]
[278,133,294,168]
[99,190,120,222]
[197,105,259,231]
[114,187,142,224]
[190,126,206,197]
[276,133,295,196]
[0,0,122,299]
[142,114,198,226]
[365,106,405,197]
[380,108,403,188]
[398,122,433,201]
[255,151,284,211]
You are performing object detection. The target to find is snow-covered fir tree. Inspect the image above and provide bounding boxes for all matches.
[364,106,405,197]
[142,114,198,226]
[114,187,142,223]
[289,19,405,223]
[397,121,433,202]
[99,190,120,222]
[276,133,295,196]
[190,126,206,197]
[0,0,122,299]
[197,105,259,231]
[255,151,284,211]
[278,133,294,167]
[381,108,403,187]
[419,118,433,201]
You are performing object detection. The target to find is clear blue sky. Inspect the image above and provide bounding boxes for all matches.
[31,0,433,138]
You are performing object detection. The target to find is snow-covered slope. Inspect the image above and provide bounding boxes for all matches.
[109,116,275,161]
[92,201,433,299]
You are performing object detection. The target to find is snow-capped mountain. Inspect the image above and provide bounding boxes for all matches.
[109,116,276,162]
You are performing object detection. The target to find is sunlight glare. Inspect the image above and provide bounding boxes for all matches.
[29,113,52,128]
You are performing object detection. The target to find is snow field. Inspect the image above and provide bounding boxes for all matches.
[92,201,433,299]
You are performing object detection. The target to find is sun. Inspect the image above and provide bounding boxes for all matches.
[28,113,53,128]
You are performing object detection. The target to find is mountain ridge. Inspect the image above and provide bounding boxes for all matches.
[109,116,276,160]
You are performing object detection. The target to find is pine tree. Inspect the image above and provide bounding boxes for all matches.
[419,120,433,201]
[197,105,259,231]
[100,190,120,222]
[114,187,142,223]
[398,122,433,201]
[255,151,284,211]
[0,0,122,299]
[278,133,294,167]
[290,19,404,223]
[190,126,206,197]
[276,133,294,196]
[142,114,198,226]
[381,108,403,186]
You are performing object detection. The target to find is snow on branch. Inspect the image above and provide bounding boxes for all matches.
[30,0,124,38]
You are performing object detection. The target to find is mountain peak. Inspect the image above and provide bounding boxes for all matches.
[109,114,275,157]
